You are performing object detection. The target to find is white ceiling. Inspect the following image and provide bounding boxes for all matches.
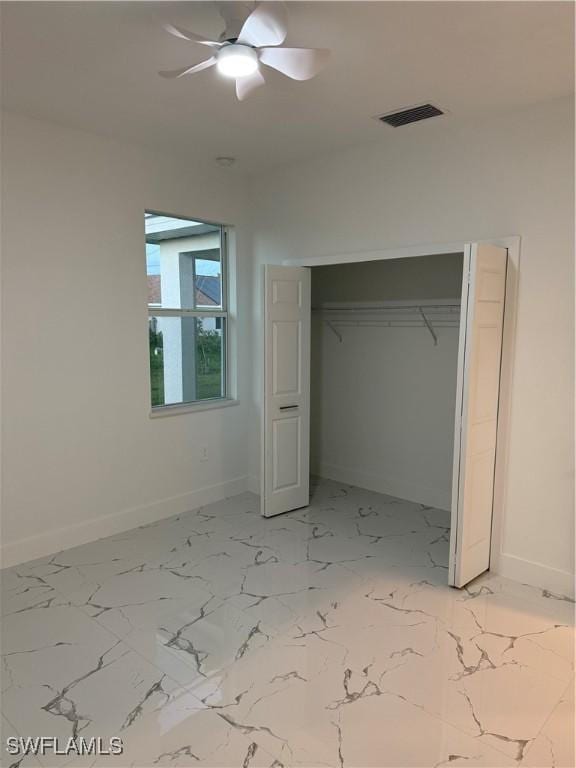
[1,1,573,173]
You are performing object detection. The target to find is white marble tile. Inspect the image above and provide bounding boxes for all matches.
[221,591,300,634]
[1,714,43,767]
[159,493,263,549]
[1,480,573,768]
[190,638,517,768]
[521,680,575,767]
[1,571,71,619]
[150,535,290,601]
[1,602,124,695]
[193,492,262,523]
[463,571,575,613]
[90,688,284,768]
[154,599,275,680]
[0,597,187,767]
[184,632,344,765]
[368,598,572,760]
[471,593,574,682]
[364,569,574,674]
[3,642,182,767]
[3,552,167,619]
[240,559,365,624]
[75,568,213,638]
[283,592,441,677]
[2,496,260,613]
[291,674,519,768]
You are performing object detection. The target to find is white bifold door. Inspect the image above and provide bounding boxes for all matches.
[261,265,311,517]
[449,243,508,587]
[262,249,508,588]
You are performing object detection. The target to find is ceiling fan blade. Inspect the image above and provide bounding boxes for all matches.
[164,23,221,48]
[259,47,330,80]
[158,57,217,79]
[236,68,266,101]
[237,2,287,48]
[216,2,252,41]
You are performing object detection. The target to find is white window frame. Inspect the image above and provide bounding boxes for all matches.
[146,212,237,417]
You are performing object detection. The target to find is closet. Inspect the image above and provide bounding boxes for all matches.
[261,243,508,588]
[310,254,463,515]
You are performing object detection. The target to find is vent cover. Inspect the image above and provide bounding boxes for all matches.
[378,104,444,127]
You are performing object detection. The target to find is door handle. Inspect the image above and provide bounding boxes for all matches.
[279,405,299,411]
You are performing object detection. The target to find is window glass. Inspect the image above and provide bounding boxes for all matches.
[145,214,222,311]
[194,255,222,308]
[145,212,227,409]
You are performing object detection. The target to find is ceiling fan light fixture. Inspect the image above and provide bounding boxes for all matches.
[216,44,259,78]
[160,3,330,99]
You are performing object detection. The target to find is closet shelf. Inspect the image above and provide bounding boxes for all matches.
[312,301,460,346]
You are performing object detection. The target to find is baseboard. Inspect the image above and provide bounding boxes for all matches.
[0,476,250,570]
[495,552,575,599]
[246,475,260,496]
[317,462,451,511]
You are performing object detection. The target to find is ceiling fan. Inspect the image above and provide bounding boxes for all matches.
[159,2,330,101]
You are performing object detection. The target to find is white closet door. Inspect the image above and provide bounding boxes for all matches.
[449,243,508,587]
[262,265,311,517]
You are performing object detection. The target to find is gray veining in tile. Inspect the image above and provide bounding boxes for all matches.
[1,478,574,767]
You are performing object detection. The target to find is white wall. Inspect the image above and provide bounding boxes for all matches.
[311,255,463,510]
[251,96,575,596]
[0,111,252,567]
[311,254,464,305]
[2,98,574,598]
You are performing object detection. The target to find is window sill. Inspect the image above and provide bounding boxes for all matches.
[149,398,239,419]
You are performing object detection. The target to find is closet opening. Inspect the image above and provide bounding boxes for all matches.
[261,241,510,588]
[310,253,463,581]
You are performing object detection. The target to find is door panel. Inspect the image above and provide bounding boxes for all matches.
[273,417,301,490]
[449,243,507,588]
[262,265,311,517]
[272,321,301,395]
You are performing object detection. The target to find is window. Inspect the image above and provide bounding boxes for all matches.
[145,212,228,410]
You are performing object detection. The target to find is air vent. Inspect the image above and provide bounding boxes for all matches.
[378,104,444,128]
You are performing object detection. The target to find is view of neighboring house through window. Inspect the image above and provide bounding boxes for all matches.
[145,212,227,409]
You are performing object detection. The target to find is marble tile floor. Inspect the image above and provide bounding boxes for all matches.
[1,479,574,768]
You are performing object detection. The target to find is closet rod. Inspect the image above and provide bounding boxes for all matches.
[313,303,460,344]
[322,319,458,341]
